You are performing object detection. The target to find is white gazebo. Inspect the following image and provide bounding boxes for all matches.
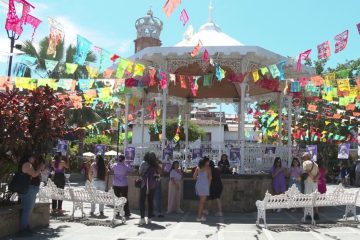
[122,3,314,172]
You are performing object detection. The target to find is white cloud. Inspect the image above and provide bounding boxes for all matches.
[118,39,132,55]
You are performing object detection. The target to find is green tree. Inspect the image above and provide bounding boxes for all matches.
[148,119,205,142]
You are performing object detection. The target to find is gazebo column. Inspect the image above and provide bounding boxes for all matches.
[124,93,131,150]
[278,92,283,145]
[239,83,247,173]
[161,88,168,157]
[184,102,190,167]
[286,95,293,165]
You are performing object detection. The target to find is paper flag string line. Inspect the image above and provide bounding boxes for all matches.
[44,59,58,72]
[74,35,92,65]
[180,9,189,26]
[297,49,311,73]
[163,0,181,17]
[65,63,78,74]
[190,40,202,57]
[334,30,349,54]
[317,41,331,60]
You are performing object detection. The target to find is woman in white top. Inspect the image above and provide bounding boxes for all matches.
[167,161,184,214]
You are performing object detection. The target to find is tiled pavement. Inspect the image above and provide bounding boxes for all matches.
[3,185,360,240]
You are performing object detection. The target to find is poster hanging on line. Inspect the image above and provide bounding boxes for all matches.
[338,143,350,159]
[265,147,276,155]
[95,144,106,155]
[57,140,68,156]
[230,148,240,163]
[306,145,318,162]
[125,147,135,161]
[163,148,173,162]
[192,149,202,164]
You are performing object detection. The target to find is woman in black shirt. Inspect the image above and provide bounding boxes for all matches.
[218,154,230,174]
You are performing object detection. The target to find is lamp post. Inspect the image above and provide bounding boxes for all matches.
[115,107,122,160]
[7,30,20,77]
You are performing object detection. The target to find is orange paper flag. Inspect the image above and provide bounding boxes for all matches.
[311,75,325,86]
[345,104,356,111]
[190,40,203,57]
[163,0,181,17]
[307,104,317,112]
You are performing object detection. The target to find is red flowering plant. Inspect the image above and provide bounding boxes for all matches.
[0,86,65,180]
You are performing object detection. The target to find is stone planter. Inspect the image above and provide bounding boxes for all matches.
[0,202,50,238]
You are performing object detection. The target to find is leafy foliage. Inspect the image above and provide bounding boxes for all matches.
[148,119,205,142]
[0,87,66,176]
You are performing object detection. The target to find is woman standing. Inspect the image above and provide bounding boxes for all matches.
[18,155,44,232]
[138,152,159,225]
[90,155,107,216]
[317,158,327,194]
[271,157,287,212]
[51,153,68,214]
[112,155,132,218]
[288,157,302,191]
[193,157,212,222]
[209,160,223,216]
[167,161,183,214]
[218,154,230,174]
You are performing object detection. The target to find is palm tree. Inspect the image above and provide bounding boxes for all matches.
[17,37,96,79]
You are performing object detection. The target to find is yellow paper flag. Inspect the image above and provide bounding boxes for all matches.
[252,70,260,82]
[337,79,350,92]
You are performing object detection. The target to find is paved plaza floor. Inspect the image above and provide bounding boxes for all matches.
[4,185,360,240]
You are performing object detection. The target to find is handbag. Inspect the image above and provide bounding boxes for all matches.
[9,172,31,194]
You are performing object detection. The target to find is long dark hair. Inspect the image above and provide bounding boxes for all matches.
[220,154,228,161]
[96,155,106,180]
[198,157,210,168]
[273,157,282,168]
[291,157,300,167]
[144,152,159,169]
[171,161,179,170]
[18,155,31,172]
[54,155,61,169]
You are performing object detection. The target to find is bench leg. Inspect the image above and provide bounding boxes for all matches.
[303,207,315,225]
[344,205,357,221]
[256,209,266,228]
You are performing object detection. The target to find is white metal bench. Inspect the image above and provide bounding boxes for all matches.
[256,184,359,228]
[38,179,127,226]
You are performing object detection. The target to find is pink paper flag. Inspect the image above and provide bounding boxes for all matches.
[317,41,331,60]
[334,30,349,53]
[163,0,181,17]
[180,9,189,26]
[190,40,202,57]
[203,49,209,63]
[297,49,311,72]
[24,14,41,41]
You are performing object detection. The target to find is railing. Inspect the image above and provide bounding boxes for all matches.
[128,141,291,173]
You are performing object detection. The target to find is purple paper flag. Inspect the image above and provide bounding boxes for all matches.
[357,22,360,35]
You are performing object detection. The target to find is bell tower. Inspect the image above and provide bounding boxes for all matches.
[134,8,163,53]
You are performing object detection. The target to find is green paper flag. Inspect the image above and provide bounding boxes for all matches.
[65,63,78,74]
[260,67,269,75]
[268,64,280,78]
[116,59,130,78]
[203,74,212,87]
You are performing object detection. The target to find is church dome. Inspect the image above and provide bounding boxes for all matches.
[175,2,243,47]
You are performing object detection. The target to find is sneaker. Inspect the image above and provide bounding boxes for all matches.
[138,218,146,225]
[147,218,152,224]
[214,212,223,217]
[203,210,209,215]
[196,216,206,222]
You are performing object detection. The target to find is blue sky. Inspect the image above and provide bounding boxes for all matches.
[0,0,359,113]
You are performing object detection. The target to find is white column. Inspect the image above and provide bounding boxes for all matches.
[184,102,190,164]
[124,93,131,150]
[278,92,283,145]
[161,88,168,157]
[237,101,241,143]
[287,96,293,166]
[239,83,247,173]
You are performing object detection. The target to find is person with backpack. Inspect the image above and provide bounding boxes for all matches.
[138,152,160,225]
